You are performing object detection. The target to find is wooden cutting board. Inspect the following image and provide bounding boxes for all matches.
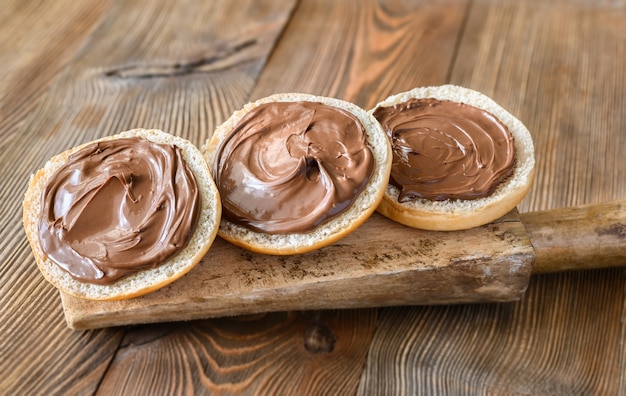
[61,199,626,329]
[61,209,534,329]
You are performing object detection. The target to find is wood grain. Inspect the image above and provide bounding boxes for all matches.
[0,1,123,394]
[1,0,296,394]
[97,310,376,395]
[522,200,626,273]
[62,210,534,329]
[358,268,624,395]
[252,0,469,109]
[0,0,111,145]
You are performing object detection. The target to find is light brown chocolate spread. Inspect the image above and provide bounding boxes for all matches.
[38,137,200,285]
[213,101,375,234]
[373,98,515,201]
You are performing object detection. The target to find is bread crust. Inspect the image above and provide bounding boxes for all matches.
[203,93,392,255]
[370,85,535,231]
[23,129,221,300]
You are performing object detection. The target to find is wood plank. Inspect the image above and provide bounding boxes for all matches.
[1,0,296,394]
[251,0,469,109]
[0,1,124,395]
[0,0,111,145]
[358,1,626,394]
[97,310,377,395]
[358,269,624,394]
[63,210,534,329]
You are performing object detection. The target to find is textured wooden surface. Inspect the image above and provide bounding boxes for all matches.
[62,210,534,330]
[521,200,626,273]
[2,0,626,394]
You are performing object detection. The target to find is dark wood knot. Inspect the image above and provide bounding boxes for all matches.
[304,323,336,353]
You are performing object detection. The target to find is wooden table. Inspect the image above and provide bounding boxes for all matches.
[2,0,625,394]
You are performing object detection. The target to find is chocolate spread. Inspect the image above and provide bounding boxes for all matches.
[38,137,200,285]
[373,98,515,201]
[213,101,375,234]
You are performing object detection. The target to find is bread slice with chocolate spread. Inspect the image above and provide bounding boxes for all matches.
[203,93,392,255]
[23,129,221,300]
[370,85,535,231]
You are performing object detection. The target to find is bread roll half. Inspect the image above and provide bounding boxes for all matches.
[370,85,535,231]
[203,93,392,255]
[23,129,221,300]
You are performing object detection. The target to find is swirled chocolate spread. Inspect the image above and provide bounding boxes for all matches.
[373,98,515,201]
[213,101,375,234]
[38,137,200,285]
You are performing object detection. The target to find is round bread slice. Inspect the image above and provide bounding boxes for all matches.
[22,128,221,300]
[203,93,392,255]
[370,85,535,231]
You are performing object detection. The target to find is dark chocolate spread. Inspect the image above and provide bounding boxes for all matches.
[38,137,200,285]
[213,101,375,234]
[373,98,515,201]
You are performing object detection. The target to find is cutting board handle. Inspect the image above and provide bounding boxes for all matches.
[520,200,626,273]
